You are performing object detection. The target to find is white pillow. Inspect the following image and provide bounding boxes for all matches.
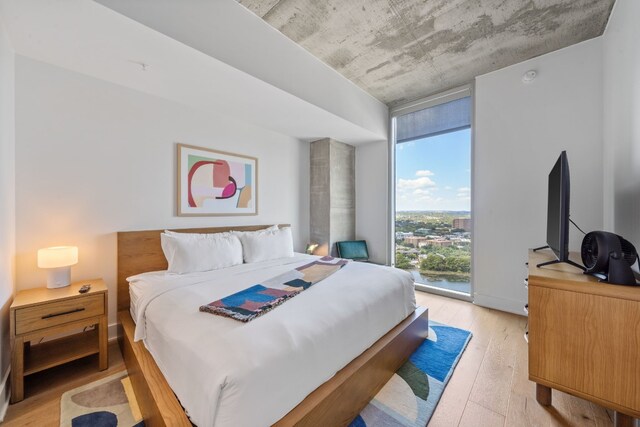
[163,229,234,238]
[237,226,294,263]
[160,232,243,274]
[230,225,278,236]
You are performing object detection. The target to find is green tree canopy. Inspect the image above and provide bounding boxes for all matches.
[395,253,412,269]
[420,254,445,271]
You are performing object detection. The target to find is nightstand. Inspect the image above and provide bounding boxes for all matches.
[10,279,108,403]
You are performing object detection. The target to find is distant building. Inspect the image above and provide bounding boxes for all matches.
[404,236,455,248]
[403,236,429,246]
[396,231,413,239]
[451,237,471,245]
[414,228,431,236]
[424,239,453,247]
[453,218,471,231]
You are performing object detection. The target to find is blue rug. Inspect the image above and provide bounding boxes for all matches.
[350,322,472,427]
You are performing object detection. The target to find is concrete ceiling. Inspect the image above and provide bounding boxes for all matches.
[237,0,615,106]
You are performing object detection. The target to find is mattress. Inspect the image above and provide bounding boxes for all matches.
[128,280,147,322]
[128,254,416,427]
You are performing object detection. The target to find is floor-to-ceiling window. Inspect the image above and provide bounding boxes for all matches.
[392,87,473,299]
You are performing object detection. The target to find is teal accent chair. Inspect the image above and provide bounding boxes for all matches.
[336,240,369,261]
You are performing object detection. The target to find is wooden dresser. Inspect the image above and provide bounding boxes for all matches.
[10,279,108,403]
[527,249,640,426]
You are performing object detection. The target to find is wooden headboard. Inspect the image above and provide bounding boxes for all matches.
[117,224,290,311]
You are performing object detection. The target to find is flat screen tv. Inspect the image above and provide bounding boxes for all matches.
[546,151,570,261]
[535,151,584,270]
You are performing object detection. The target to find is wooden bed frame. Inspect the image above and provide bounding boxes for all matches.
[117,225,429,427]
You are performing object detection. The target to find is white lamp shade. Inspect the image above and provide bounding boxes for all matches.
[37,246,78,269]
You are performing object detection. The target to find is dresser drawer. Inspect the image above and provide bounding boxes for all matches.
[15,294,104,335]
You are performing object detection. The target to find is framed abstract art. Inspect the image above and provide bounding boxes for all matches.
[177,143,258,216]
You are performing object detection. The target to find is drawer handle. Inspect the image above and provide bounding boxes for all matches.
[42,307,85,319]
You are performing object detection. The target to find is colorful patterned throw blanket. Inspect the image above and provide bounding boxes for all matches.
[200,256,348,322]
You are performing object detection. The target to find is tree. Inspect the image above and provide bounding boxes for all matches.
[445,256,458,271]
[458,256,471,273]
[421,254,445,271]
[420,245,436,254]
[443,256,471,273]
[395,253,412,269]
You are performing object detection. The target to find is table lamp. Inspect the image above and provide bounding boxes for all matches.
[305,243,319,255]
[37,246,78,289]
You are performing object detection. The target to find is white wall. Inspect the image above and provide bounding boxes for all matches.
[603,0,640,259]
[14,56,310,332]
[0,16,15,420]
[95,0,389,141]
[0,0,385,146]
[355,141,389,265]
[473,38,604,314]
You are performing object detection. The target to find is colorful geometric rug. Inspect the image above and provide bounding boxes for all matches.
[350,322,472,427]
[60,371,144,427]
[59,322,470,427]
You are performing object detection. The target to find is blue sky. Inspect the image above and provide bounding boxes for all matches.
[396,128,471,211]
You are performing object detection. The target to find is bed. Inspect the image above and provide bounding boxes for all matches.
[117,225,429,427]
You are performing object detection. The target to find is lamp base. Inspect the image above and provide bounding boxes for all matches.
[46,267,71,289]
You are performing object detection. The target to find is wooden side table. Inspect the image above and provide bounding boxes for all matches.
[527,250,640,426]
[10,279,108,403]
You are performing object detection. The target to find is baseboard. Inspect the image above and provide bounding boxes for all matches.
[108,322,119,341]
[0,367,10,422]
[473,293,527,316]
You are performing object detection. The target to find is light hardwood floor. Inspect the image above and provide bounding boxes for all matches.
[3,291,619,426]
[2,341,125,427]
[416,291,616,427]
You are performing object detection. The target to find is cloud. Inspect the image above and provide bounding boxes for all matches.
[397,141,416,151]
[444,186,452,190]
[396,184,470,211]
[457,187,471,200]
[395,174,440,210]
[415,170,434,177]
[397,177,436,190]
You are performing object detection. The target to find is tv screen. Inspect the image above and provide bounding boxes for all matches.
[546,151,570,261]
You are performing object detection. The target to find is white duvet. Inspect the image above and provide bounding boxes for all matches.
[129,254,416,427]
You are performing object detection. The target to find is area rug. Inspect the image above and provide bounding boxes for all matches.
[59,322,470,427]
[60,371,144,427]
[350,321,472,427]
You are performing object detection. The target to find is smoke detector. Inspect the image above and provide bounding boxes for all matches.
[522,70,537,83]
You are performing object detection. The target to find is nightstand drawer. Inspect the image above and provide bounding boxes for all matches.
[15,294,104,335]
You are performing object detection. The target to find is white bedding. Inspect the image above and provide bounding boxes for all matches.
[129,280,146,322]
[129,254,416,427]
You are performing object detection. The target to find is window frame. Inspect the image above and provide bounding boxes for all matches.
[388,84,475,302]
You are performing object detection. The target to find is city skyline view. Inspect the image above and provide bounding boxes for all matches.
[396,128,471,212]
[395,127,472,295]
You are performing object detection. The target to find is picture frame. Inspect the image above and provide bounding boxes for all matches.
[177,143,258,216]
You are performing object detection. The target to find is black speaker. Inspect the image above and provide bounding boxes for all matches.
[581,231,639,285]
